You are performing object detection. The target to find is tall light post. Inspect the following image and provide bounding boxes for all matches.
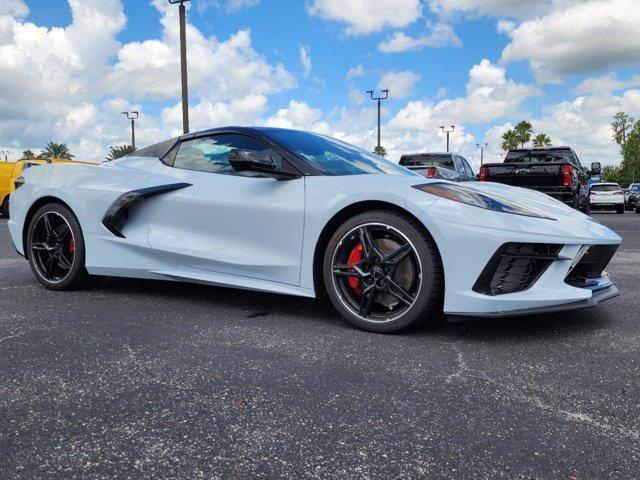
[169,0,190,134]
[440,125,455,152]
[367,89,389,152]
[477,142,487,166]
[1,150,9,162]
[121,111,139,150]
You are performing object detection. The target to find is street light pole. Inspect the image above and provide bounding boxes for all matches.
[121,111,139,150]
[169,0,190,134]
[477,142,487,166]
[1,150,8,162]
[440,125,455,152]
[367,89,389,151]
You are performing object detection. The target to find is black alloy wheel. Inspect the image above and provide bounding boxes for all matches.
[323,210,442,333]
[27,203,94,290]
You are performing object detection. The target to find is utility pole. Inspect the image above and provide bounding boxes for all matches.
[440,125,455,152]
[367,89,389,151]
[169,0,190,134]
[477,142,487,166]
[121,111,139,150]
[1,150,8,162]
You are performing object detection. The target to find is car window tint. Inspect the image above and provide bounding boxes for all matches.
[460,157,474,176]
[399,154,455,170]
[173,134,283,176]
[591,184,621,192]
[505,150,576,164]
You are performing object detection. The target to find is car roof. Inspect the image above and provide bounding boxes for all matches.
[591,183,620,187]
[399,152,453,157]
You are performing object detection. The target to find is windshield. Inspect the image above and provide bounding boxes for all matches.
[631,185,640,192]
[400,154,455,170]
[591,184,620,192]
[505,150,576,164]
[265,129,414,176]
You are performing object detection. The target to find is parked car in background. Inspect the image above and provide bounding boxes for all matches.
[624,188,630,207]
[399,153,476,181]
[478,147,594,214]
[626,183,640,210]
[589,183,625,214]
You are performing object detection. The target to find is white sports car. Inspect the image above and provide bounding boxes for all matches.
[8,127,621,332]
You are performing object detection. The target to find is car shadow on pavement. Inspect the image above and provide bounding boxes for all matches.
[90,277,610,340]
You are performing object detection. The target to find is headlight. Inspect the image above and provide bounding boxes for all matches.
[413,182,555,220]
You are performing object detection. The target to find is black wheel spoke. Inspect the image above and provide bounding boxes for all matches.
[333,269,361,278]
[381,243,412,266]
[358,227,380,260]
[359,284,376,317]
[43,214,55,239]
[45,255,56,277]
[57,249,73,269]
[32,242,53,252]
[386,277,415,307]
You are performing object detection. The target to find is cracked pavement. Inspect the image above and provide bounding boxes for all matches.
[1,214,639,479]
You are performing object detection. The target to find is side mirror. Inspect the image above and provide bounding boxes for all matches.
[590,162,601,176]
[228,150,300,180]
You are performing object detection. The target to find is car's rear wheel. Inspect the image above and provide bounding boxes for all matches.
[323,210,442,333]
[617,205,625,214]
[27,203,94,290]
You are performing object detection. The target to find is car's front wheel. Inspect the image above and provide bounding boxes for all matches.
[0,197,9,218]
[27,203,95,290]
[323,210,443,333]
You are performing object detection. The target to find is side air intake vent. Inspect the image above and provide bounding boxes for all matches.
[473,243,564,296]
[565,245,618,288]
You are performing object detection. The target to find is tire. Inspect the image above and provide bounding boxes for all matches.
[323,210,443,333]
[616,205,625,214]
[26,202,94,290]
[0,197,8,218]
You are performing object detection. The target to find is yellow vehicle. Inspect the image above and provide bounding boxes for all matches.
[1,158,81,218]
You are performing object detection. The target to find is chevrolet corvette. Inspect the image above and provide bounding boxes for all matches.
[8,127,621,332]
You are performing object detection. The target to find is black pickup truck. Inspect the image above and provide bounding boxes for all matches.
[478,147,597,214]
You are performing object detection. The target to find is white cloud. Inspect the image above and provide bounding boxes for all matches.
[429,0,550,20]
[378,21,462,52]
[379,71,421,99]
[0,0,28,19]
[299,44,312,77]
[348,89,366,105]
[501,0,640,83]
[0,0,295,161]
[346,64,365,80]
[265,100,330,134]
[307,0,422,35]
[574,73,640,95]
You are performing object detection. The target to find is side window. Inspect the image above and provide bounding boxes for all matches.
[173,134,283,176]
[460,157,474,177]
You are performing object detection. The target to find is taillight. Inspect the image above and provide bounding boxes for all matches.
[562,164,572,186]
[479,166,488,181]
[614,191,623,195]
[426,167,437,177]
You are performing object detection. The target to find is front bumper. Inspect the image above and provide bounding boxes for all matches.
[419,200,621,317]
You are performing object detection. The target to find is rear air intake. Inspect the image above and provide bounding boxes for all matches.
[473,243,564,296]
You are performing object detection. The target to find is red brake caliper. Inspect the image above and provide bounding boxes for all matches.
[347,243,363,295]
[69,237,75,254]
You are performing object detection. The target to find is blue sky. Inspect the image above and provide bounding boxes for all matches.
[1,0,639,166]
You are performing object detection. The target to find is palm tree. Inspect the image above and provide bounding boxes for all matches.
[22,150,36,159]
[532,133,552,148]
[373,145,387,157]
[501,129,519,151]
[514,120,533,148]
[106,144,135,161]
[39,142,74,159]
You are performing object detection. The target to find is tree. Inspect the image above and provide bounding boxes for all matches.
[500,129,519,151]
[532,133,552,148]
[612,112,635,150]
[622,120,640,183]
[514,120,533,148]
[22,150,36,159]
[39,142,74,159]
[373,145,387,157]
[106,144,135,161]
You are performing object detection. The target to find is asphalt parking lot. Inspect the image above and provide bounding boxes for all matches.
[1,213,639,479]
